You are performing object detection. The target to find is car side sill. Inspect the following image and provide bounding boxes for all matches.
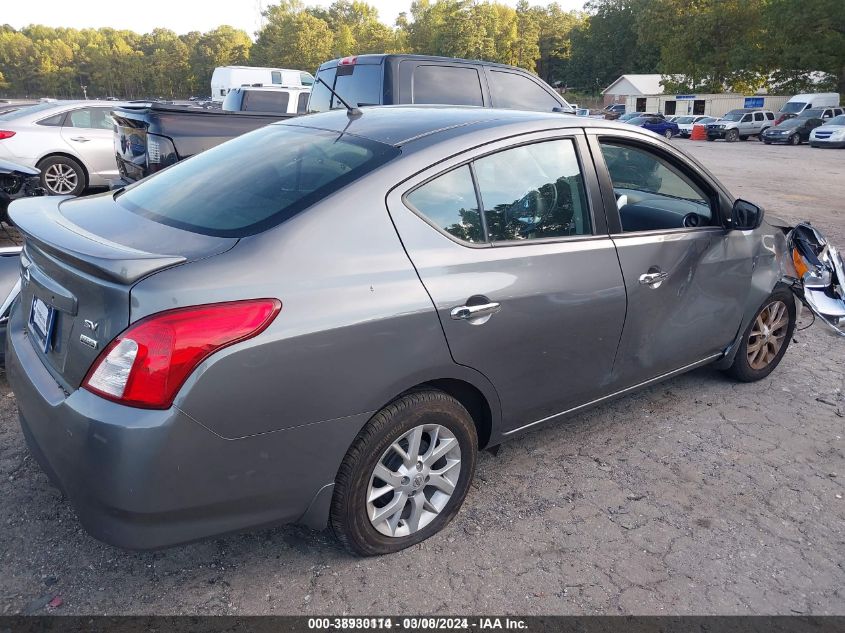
[503,353,723,436]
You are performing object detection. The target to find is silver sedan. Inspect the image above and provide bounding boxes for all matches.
[0,100,124,195]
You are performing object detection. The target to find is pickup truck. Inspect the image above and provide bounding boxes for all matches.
[110,102,292,186]
[112,55,574,185]
[308,54,574,114]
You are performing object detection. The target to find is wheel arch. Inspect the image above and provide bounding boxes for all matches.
[36,152,90,182]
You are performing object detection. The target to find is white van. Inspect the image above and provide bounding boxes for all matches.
[780,93,841,116]
[211,66,315,102]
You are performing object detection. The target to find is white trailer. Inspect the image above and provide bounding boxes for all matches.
[625,93,790,118]
[211,66,315,102]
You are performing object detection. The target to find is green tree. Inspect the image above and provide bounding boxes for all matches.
[568,0,659,92]
[763,0,845,94]
[252,1,334,71]
[190,25,252,94]
[638,0,767,93]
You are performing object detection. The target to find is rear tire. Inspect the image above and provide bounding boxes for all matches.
[724,288,796,382]
[664,129,673,139]
[37,156,86,196]
[330,390,478,556]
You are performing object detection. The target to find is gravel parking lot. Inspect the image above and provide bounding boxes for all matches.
[0,138,843,616]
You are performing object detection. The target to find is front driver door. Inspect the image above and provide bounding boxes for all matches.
[588,130,753,389]
[387,131,627,433]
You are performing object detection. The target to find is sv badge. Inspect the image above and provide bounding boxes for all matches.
[84,319,99,331]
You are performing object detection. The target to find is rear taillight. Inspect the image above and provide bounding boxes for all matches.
[0,130,15,140]
[83,299,281,409]
[146,132,177,173]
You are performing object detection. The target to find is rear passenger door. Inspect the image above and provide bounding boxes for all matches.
[386,131,627,434]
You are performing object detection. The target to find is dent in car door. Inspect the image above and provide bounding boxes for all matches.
[589,132,753,388]
[387,132,627,433]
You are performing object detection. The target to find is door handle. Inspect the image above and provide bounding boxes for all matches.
[639,270,669,287]
[450,302,501,321]
[69,137,90,142]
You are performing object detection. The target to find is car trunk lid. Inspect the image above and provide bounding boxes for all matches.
[10,193,237,391]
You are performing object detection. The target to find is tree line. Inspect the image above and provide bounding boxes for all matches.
[0,0,841,100]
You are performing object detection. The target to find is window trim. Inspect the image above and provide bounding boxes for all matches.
[401,132,603,249]
[588,131,730,237]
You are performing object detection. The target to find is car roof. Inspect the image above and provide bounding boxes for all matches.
[280,105,637,147]
[318,53,542,74]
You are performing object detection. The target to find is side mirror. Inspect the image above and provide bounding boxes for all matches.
[553,106,575,115]
[729,199,764,230]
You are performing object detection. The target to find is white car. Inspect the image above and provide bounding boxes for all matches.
[0,100,125,195]
[675,115,717,137]
[809,114,845,148]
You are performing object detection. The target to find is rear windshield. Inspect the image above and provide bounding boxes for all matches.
[309,64,382,112]
[0,102,59,121]
[116,124,399,237]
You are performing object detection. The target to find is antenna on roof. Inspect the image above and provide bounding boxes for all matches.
[315,77,362,118]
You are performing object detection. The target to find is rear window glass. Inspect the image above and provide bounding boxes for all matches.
[488,71,561,111]
[406,166,483,243]
[412,66,483,107]
[297,92,309,113]
[0,102,60,121]
[243,90,289,113]
[116,124,399,237]
[308,64,382,112]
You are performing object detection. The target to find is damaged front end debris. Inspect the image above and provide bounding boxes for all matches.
[786,222,845,337]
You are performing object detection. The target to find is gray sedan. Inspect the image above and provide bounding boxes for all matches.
[7,107,803,555]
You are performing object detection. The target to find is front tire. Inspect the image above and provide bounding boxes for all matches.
[789,133,800,145]
[724,288,796,382]
[37,155,86,196]
[330,390,478,556]
[726,129,739,142]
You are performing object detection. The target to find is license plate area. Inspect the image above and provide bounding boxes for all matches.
[28,295,56,353]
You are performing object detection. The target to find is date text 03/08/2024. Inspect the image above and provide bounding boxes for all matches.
[307,617,528,630]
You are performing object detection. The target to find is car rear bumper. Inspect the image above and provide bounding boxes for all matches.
[7,305,369,549]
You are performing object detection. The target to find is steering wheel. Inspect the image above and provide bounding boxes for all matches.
[508,186,558,228]
[682,213,701,228]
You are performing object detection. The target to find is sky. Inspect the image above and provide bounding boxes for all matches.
[5,0,587,37]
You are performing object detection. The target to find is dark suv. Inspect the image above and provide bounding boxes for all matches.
[308,54,575,114]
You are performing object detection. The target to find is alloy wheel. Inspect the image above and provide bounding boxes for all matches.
[790,134,800,145]
[366,423,461,538]
[43,163,78,195]
[747,300,790,370]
